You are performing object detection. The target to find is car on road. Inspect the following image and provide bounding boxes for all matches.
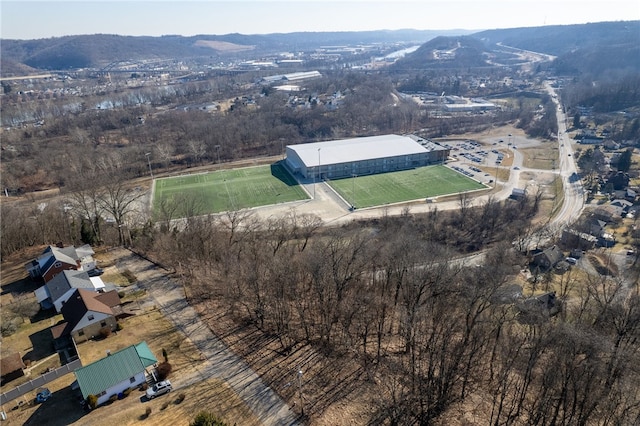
[146,380,172,399]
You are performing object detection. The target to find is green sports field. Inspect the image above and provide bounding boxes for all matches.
[153,163,308,216]
[329,165,486,209]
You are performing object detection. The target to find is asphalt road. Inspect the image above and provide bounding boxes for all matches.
[113,249,301,426]
[545,81,586,231]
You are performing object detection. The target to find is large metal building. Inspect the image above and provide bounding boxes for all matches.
[284,134,449,180]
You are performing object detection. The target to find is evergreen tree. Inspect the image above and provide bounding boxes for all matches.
[573,112,581,129]
[617,148,633,172]
[190,411,229,426]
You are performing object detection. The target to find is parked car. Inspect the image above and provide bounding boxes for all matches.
[146,380,172,399]
[87,268,104,277]
[35,388,51,403]
[566,257,578,265]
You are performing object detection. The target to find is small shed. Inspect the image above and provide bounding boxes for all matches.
[1,353,26,385]
[511,188,526,199]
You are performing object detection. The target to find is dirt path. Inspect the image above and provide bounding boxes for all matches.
[112,249,300,426]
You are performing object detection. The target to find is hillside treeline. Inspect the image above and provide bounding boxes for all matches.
[142,196,639,425]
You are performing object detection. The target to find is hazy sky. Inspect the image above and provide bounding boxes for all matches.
[2,0,639,40]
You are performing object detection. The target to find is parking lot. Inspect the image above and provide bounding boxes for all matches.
[443,138,515,183]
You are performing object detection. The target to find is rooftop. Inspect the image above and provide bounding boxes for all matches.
[74,342,157,399]
[287,134,432,167]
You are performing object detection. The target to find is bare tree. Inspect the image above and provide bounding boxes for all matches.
[96,173,146,245]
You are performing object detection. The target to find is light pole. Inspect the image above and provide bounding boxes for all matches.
[297,369,304,416]
[144,152,153,180]
[314,148,321,199]
[215,145,221,169]
[352,173,357,210]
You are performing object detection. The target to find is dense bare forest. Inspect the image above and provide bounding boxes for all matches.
[134,195,639,425]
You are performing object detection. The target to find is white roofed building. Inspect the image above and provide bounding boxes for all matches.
[284,134,449,180]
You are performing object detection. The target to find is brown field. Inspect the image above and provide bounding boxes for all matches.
[193,40,255,52]
[521,143,560,170]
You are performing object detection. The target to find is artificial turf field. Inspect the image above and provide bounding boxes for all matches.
[153,163,309,216]
[153,163,486,217]
[329,165,486,209]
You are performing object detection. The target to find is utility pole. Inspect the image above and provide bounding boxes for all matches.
[215,145,221,169]
[297,369,304,416]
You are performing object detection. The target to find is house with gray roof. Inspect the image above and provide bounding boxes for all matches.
[74,342,157,406]
[26,244,97,282]
[532,245,564,271]
[35,269,105,312]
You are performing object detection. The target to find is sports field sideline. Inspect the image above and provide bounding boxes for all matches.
[152,163,486,217]
[328,165,486,209]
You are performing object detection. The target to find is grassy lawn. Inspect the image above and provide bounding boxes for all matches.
[75,308,200,368]
[153,162,308,217]
[329,165,486,209]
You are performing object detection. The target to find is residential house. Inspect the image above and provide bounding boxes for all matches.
[591,206,617,224]
[51,288,124,345]
[602,140,620,151]
[611,199,633,216]
[0,352,26,385]
[26,244,97,282]
[624,188,637,202]
[532,245,564,271]
[588,218,608,238]
[35,269,105,312]
[74,342,158,406]
[561,228,597,250]
[518,292,562,324]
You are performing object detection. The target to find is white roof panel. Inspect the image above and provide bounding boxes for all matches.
[288,135,428,167]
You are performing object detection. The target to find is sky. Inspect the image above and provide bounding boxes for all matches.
[1,0,639,40]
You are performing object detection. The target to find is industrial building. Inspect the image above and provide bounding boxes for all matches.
[284,134,449,180]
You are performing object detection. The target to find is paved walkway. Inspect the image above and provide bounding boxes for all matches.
[114,250,300,426]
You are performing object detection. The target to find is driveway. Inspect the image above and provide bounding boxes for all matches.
[113,249,300,426]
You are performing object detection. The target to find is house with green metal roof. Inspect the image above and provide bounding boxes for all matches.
[74,341,158,406]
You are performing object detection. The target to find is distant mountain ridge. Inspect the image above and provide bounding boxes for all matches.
[1,21,638,75]
[393,21,640,76]
[472,21,640,56]
[0,29,470,73]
